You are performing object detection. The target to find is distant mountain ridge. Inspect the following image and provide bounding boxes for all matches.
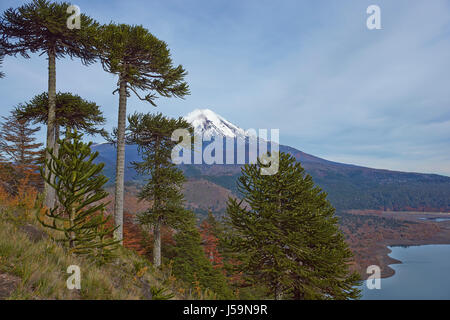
[92,109,450,214]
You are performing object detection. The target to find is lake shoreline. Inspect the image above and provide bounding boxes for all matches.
[360,244,450,299]
[344,210,450,280]
[379,234,450,279]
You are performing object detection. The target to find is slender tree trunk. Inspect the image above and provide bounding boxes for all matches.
[113,75,127,243]
[153,218,161,267]
[69,207,75,249]
[153,137,162,267]
[274,282,283,300]
[44,50,57,209]
[55,125,60,152]
[293,287,305,300]
[53,125,60,208]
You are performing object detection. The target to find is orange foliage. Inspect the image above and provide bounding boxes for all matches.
[199,218,245,285]
[0,184,8,204]
[200,220,225,272]
[0,175,38,210]
[123,212,147,256]
[0,174,40,222]
[9,175,38,209]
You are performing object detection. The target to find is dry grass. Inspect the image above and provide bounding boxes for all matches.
[0,184,197,300]
[0,215,179,299]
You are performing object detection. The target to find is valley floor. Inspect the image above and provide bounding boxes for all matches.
[343,210,450,279]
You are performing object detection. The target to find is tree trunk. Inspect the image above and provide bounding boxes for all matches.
[113,75,127,243]
[53,124,60,208]
[153,218,161,267]
[69,207,75,249]
[293,287,305,300]
[44,50,57,209]
[55,124,60,152]
[274,282,283,300]
[153,137,162,267]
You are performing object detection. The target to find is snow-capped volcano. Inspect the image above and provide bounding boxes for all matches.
[184,109,249,139]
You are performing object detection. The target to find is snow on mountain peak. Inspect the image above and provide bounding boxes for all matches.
[184,109,248,139]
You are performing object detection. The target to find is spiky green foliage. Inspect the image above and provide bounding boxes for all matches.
[15,92,108,139]
[126,112,193,266]
[149,286,175,300]
[171,211,234,299]
[226,152,361,300]
[38,129,119,263]
[98,23,190,105]
[0,0,98,62]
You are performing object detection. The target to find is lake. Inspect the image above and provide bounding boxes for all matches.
[360,244,450,300]
[419,217,450,222]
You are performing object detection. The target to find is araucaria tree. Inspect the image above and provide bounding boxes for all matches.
[15,92,108,143]
[38,129,118,262]
[0,112,43,191]
[226,152,361,300]
[126,112,192,267]
[0,0,99,208]
[97,23,189,242]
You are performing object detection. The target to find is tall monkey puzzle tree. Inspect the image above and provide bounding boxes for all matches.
[126,112,192,267]
[0,0,99,208]
[15,92,108,143]
[97,23,189,242]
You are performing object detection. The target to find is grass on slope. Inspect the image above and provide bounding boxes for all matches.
[0,216,178,299]
[0,186,206,300]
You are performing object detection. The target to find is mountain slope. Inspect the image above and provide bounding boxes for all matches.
[184,108,248,139]
[0,207,186,299]
[92,109,450,213]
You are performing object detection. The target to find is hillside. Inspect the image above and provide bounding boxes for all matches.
[92,109,450,214]
[182,179,238,216]
[0,199,207,300]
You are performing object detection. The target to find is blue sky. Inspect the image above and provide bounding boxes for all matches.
[1,0,449,175]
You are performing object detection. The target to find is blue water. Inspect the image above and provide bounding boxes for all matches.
[419,217,450,222]
[360,245,450,299]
